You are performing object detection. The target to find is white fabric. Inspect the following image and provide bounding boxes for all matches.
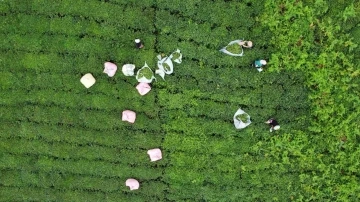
[220,40,244,56]
[122,64,136,76]
[155,55,166,80]
[136,82,151,95]
[147,148,162,162]
[103,62,117,77]
[122,110,136,123]
[135,39,140,43]
[136,62,155,83]
[270,126,280,132]
[170,49,182,64]
[155,69,165,80]
[80,73,96,88]
[125,179,140,190]
[233,108,251,129]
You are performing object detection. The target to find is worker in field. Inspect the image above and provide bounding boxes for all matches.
[254,59,267,72]
[135,39,144,49]
[265,118,280,132]
[238,40,253,48]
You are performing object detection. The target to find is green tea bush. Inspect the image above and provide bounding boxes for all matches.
[2,122,162,150]
[2,0,357,201]
[259,0,360,200]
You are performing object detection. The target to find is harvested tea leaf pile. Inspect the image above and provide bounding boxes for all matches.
[138,67,153,79]
[236,113,249,123]
[163,63,171,71]
[226,43,242,54]
[172,52,181,60]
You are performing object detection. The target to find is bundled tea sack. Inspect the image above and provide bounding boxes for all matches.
[170,49,182,64]
[136,62,155,83]
[125,179,140,190]
[122,64,136,76]
[80,73,96,88]
[220,40,244,56]
[122,110,136,123]
[147,148,162,162]
[103,62,117,77]
[136,82,151,95]
[233,108,251,129]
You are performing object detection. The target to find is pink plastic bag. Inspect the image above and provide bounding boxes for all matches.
[103,62,118,77]
[147,148,162,162]
[136,82,151,95]
[125,178,140,190]
[122,110,136,123]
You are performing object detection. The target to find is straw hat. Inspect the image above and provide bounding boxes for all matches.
[134,39,141,43]
[260,60,267,65]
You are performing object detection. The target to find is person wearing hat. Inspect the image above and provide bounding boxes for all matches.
[238,40,253,48]
[265,118,280,132]
[254,59,267,72]
[134,39,144,49]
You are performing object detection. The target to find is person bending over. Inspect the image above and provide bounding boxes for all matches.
[265,118,280,132]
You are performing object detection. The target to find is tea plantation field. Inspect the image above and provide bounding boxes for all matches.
[1,0,359,201]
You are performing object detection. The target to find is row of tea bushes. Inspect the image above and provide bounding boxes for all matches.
[0,105,161,131]
[1,0,155,31]
[153,0,309,200]
[1,122,163,150]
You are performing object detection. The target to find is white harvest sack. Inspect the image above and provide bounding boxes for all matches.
[136,62,155,83]
[157,56,174,75]
[220,40,244,56]
[233,108,251,129]
[170,49,182,64]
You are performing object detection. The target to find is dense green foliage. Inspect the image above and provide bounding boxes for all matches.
[260,0,360,200]
[0,0,358,201]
